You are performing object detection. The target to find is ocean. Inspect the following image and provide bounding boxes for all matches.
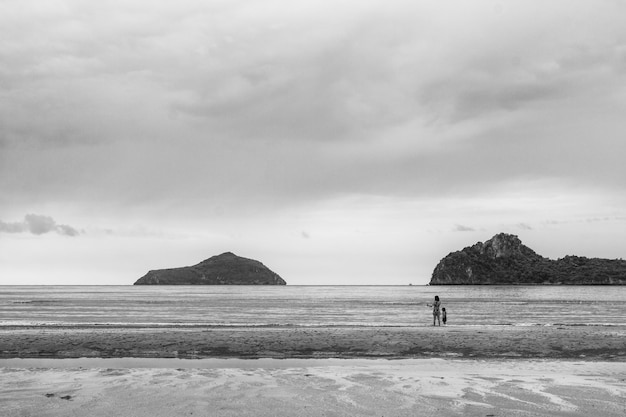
[1,285,625,328]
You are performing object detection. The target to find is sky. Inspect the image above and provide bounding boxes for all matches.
[1,0,626,285]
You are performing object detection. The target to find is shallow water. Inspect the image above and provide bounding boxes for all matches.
[1,285,625,328]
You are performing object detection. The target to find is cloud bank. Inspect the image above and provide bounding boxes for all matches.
[0,214,80,236]
[1,0,625,214]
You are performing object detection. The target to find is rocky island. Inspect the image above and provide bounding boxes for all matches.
[430,233,626,285]
[134,252,286,285]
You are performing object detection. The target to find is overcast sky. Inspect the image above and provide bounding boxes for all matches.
[1,0,625,285]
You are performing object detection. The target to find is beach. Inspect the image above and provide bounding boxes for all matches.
[2,286,626,416]
[2,325,626,416]
[2,358,625,416]
[1,324,625,359]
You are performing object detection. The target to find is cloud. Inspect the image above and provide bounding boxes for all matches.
[420,42,626,125]
[453,224,475,232]
[0,214,80,236]
[55,224,81,237]
[1,0,625,216]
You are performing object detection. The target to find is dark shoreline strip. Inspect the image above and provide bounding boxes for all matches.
[1,326,625,361]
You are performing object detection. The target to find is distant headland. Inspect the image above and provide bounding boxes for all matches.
[134,252,286,285]
[430,233,626,285]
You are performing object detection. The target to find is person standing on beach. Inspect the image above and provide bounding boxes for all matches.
[442,307,447,325]
[427,295,441,326]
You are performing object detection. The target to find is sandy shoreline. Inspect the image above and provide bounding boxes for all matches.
[2,358,625,416]
[2,326,626,416]
[1,324,625,360]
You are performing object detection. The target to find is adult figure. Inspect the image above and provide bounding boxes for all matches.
[427,295,441,326]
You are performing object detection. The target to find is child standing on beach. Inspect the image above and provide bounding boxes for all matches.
[442,307,447,325]
[427,295,441,326]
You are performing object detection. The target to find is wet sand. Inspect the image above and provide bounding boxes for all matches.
[2,358,626,417]
[1,324,625,359]
[2,325,625,416]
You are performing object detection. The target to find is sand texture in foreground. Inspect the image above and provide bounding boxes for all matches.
[1,325,625,360]
[2,359,625,417]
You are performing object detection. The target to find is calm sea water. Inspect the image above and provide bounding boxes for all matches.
[1,285,625,328]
